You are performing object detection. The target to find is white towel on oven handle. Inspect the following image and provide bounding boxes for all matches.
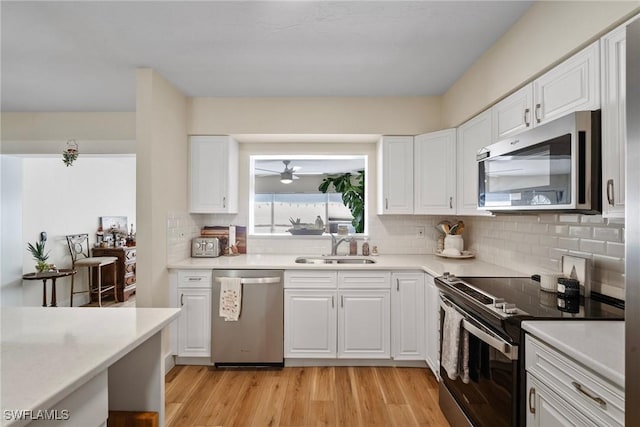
[441,303,470,383]
[219,277,242,321]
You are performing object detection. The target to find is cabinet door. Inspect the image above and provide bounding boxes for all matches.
[391,273,425,360]
[284,289,337,358]
[377,136,414,214]
[189,135,238,213]
[425,274,440,377]
[414,129,457,214]
[526,374,599,427]
[492,84,534,141]
[456,110,493,216]
[533,41,600,126]
[601,22,630,219]
[177,288,212,358]
[338,289,390,359]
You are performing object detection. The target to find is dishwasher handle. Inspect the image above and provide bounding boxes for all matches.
[215,277,281,285]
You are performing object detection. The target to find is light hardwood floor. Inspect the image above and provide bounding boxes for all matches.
[165,365,450,427]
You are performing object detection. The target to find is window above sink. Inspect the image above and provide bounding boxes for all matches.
[249,154,367,236]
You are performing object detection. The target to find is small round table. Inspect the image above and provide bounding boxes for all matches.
[22,269,76,307]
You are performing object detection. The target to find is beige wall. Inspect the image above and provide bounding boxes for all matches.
[1,112,136,154]
[189,96,442,135]
[443,1,640,127]
[136,69,188,308]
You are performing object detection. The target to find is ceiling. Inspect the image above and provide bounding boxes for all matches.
[1,1,533,112]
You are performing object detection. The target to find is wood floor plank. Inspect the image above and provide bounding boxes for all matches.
[374,367,407,405]
[310,367,335,402]
[334,367,362,427]
[250,374,289,427]
[280,368,312,426]
[165,365,208,404]
[165,366,450,427]
[198,370,252,426]
[351,367,392,426]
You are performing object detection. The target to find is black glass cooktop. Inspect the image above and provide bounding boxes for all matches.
[457,276,624,320]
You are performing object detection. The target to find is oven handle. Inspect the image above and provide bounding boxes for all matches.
[440,297,519,361]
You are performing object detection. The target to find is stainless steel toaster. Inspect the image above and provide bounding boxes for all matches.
[191,237,220,258]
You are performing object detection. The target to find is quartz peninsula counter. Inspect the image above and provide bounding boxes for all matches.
[1,307,180,426]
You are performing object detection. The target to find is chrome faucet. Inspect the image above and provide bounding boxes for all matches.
[330,232,352,256]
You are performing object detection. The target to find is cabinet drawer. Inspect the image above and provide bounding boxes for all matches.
[525,335,624,426]
[125,249,136,261]
[338,271,390,289]
[178,270,212,288]
[284,271,337,289]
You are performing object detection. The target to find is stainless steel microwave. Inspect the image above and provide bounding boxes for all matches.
[477,110,601,214]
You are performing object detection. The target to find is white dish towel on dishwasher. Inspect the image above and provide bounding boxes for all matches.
[441,303,470,383]
[219,277,242,321]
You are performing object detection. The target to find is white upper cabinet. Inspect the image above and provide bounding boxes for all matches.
[492,85,534,142]
[491,41,600,143]
[414,129,457,214]
[377,136,414,214]
[601,18,636,219]
[189,135,239,213]
[533,41,600,125]
[456,110,493,216]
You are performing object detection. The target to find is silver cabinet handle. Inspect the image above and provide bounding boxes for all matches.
[385,198,388,210]
[341,295,344,308]
[572,382,607,408]
[188,277,202,281]
[524,108,531,127]
[449,197,453,209]
[535,103,542,123]
[396,278,400,291]
[332,295,334,308]
[223,196,226,208]
[180,293,184,306]
[607,179,615,206]
[529,387,536,414]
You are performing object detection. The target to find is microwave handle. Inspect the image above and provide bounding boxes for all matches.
[607,179,615,206]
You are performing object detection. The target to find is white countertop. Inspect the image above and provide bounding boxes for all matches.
[522,320,625,389]
[0,307,180,425]
[168,254,525,278]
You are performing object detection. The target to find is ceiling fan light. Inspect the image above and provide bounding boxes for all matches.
[280,171,293,184]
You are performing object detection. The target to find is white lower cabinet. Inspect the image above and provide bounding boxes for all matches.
[391,272,425,360]
[425,274,440,377]
[339,289,391,358]
[171,270,212,359]
[284,289,337,358]
[284,270,391,359]
[525,334,624,427]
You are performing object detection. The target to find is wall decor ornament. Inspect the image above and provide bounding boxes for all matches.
[62,140,79,167]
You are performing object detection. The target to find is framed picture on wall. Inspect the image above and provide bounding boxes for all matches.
[100,216,128,232]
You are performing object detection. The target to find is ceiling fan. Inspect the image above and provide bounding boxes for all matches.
[255,160,301,183]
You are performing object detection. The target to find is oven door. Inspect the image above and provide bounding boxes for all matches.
[439,296,519,427]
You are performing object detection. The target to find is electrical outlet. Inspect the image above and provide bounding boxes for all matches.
[416,226,425,238]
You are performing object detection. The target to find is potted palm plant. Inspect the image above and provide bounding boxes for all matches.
[27,240,52,273]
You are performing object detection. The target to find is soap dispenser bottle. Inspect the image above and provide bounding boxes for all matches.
[362,238,370,256]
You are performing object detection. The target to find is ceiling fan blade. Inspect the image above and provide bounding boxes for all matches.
[255,167,280,173]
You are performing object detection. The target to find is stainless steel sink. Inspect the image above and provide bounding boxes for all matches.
[294,256,376,264]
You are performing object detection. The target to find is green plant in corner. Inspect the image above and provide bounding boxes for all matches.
[318,170,365,233]
[27,241,51,273]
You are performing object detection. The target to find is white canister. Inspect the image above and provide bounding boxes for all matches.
[444,235,464,252]
[540,273,563,293]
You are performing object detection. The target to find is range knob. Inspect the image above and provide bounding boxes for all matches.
[194,242,202,249]
[502,303,517,314]
[206,242,214,250]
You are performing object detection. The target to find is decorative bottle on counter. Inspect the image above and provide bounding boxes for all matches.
[362,238,370,256]
[349,239,357,255]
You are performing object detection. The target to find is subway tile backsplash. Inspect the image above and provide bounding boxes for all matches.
[166,211,626,300]
[462,214,626,300]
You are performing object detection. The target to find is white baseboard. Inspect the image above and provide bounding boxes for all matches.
[284,359,427,368]
[164,353,175,374]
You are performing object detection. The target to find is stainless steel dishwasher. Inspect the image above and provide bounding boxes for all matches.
[211,269,284,366]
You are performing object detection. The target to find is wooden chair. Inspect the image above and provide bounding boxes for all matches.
[66,234,118,307]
